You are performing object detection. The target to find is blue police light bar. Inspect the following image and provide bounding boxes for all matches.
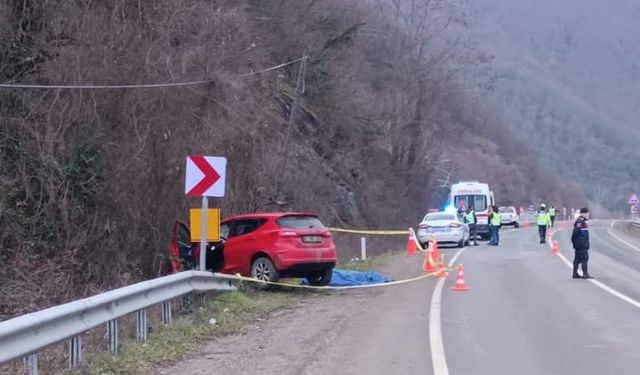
[444,205,458,213]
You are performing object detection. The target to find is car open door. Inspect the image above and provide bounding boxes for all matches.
[168,221,195,272]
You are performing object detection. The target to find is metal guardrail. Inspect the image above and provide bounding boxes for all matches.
[632,220,640,228]
[0,271,239,373]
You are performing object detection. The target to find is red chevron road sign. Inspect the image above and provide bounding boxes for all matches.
[185,156,226,197]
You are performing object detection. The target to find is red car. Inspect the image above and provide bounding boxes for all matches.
[169,212,337,286]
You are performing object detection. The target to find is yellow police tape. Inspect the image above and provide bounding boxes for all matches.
[329,227,431,254]
[327,227,409,235]
[234,267,451,290]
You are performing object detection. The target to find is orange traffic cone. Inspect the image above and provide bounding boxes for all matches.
[523,219,530,229]
[430,234,440,262]
[435,255,449,278]
[551,240,560,255]
[422,244,437,272]
[451,264,470,291]
[547,227,554,239]
[406,228,418,256]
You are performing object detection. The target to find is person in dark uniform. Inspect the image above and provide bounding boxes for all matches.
[571,207,593,279]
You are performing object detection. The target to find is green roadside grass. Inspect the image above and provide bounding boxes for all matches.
[68,254,392,375]
[338,252,394,272]
[71,290,301,375]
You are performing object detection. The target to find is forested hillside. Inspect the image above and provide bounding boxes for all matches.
[453,0,640,211]
[0,0,585,319]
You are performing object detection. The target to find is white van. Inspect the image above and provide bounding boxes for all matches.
[448,182,495,240]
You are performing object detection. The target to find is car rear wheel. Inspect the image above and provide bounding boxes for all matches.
[251,257,280,286]
[306,268,333,286]
[514,222,520,228]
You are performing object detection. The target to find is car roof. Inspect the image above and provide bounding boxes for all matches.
[221,212,318,222]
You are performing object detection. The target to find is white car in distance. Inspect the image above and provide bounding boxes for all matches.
[499,206,520,228]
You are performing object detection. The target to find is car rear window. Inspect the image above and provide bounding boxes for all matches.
[232,219,267,237]
[277,216,325,229]
[499,207,516,213]
[426,214,455,221]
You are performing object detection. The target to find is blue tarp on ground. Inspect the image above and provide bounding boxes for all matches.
[302,269,394,286]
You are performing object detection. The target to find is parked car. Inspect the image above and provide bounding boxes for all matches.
[499,206,520,228]
[417,212,470,248]
[169,212,337,286]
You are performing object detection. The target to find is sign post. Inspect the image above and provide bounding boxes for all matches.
[629,194,639,221]
[185,155,227,271]
[199,197,208,271]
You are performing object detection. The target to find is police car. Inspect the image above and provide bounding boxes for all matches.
[417,211,470,248]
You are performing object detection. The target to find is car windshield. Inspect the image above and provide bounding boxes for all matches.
[426,213,455,221]
[277,215,325,229]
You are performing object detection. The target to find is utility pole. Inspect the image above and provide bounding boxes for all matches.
[274,53,308,202]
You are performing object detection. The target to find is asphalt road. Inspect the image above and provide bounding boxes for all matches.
[444,221,640,375]
[161,220,640,375]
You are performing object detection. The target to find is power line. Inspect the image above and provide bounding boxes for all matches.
[0,80,213,90]
[238,56,306,77]
[0,57,307,90]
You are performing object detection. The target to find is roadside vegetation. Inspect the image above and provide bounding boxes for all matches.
[0,250,395,375]
[74,290,303,375]
[0,0,587,322]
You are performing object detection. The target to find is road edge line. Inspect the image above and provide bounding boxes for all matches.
[553,227,640,309]
[429,246,468,375]
[607,221,640,252]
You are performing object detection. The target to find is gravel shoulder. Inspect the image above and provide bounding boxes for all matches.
[158,251,437,375]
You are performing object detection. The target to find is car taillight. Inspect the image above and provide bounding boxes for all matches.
[280,231,298,238]
[419,223,428,229]
[449,223,461,228]
[321,231,332,238]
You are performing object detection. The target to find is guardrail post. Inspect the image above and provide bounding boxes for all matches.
[107,319,118,353]
[23,354,38,375]
[68,335,82,368]
[360,236,367,261]
[182,293,193,313]
[161,301,172,325]
[136,309,147,342]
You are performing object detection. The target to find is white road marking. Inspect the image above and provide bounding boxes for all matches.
[429,246,468,375]
[552,228,640,309]
[607,221,640,252]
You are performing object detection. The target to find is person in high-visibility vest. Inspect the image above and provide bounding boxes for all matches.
[488,205,501,246]
[464,207,479,246]
[536,204,552,244]
[549,206,556,227]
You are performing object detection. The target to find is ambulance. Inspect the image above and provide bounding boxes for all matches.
[447,181,495,240]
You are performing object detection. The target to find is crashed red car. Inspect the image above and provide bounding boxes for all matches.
[169,212,337,286]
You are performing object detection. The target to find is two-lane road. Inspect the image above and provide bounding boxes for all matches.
[443,221,640,375]
[162,221,640,375]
